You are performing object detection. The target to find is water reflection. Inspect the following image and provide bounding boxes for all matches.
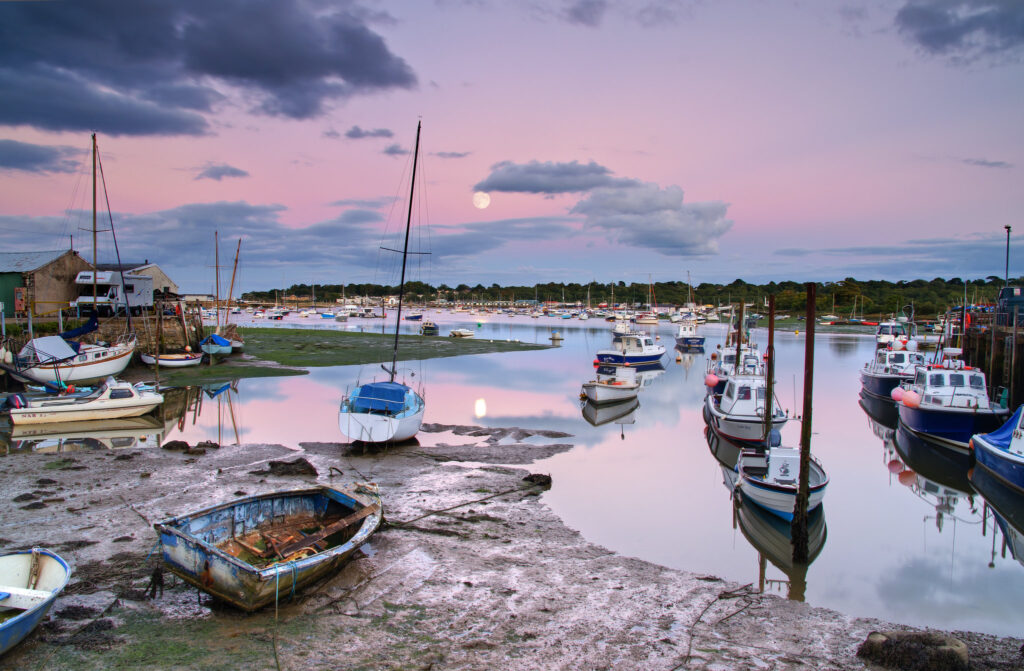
[971,467,1024,569]
[581,397,639,434]
[6,415,165,452]
[892,424,979,532]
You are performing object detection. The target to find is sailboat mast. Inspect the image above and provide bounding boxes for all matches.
[225,239,241,322]
[389,121,421,381]
[92,134,98,309]
[214,231,221,328]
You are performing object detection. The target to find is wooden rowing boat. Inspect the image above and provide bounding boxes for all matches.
[153,484,382,611]
[0,548,71,656]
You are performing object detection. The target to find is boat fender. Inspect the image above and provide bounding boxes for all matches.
[890,387,905,402]
[902,390,921,408]
[705,374,719,388]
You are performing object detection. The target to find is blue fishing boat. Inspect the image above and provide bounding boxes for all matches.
[594,333,665,366]
[895,348,1008,451]
[154,484,382,612]
[0,548,71,655]
[859,346,926,399]
[419,321,439,336]
[971,405,1024,494]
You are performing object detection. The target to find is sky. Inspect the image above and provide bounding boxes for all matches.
[0,0,1022,296]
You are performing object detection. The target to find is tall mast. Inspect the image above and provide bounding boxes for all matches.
[225,238,241,324]
[92,134,98,309]
[389,121,421,381]
[214,231,221,328]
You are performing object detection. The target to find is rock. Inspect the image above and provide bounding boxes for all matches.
[857,630,968,671]
[162,440,189,451]
[250,458,318,477]
[523,473,553,489]
[196,440,219,450]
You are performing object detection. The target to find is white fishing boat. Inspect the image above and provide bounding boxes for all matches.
[674,317,705,349]
[338,122,427,444]
[595,333,665,366]
[581,367,639,405]
[11,334,136,385]
[736,444,828,521]
[704,373,787,444]
[6,377,163,425]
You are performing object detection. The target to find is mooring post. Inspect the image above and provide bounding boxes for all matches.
[155,300,162,386]
[792,282,815,563]
[763,296,775,443]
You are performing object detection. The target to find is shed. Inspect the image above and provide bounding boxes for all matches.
[0,250,92,318]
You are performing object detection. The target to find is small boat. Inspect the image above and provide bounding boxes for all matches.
[875,317,913,348]
[581,367,639,405]
[704,344,761,395]
[140,350,204,368]
[419,321,439,336]
[0,548,71,656]
[9,334,137,385]
[896,348,1008,451]
[736,443,828,521]
[859,345,926,399]
[449,328,475,338]
[595,333,665,366]
[154,485,382,612]
[200,333,233,356]
[703,373,787,444]
[404,313,423,321]
[674,317,705,349]
[334,313,349,323]
[6,376,164,425]
[971,405,1024,494]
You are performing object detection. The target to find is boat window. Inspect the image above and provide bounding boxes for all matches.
[969,375,985,389]
[724,383,735,400]
[948,373,965,387]
[929,373,945,386]
[892,353,905,364]
[756,387,766,401]
[915,370,926,385]
[876,351,887,364]
[109,389,135,399]
[737,387,751,400]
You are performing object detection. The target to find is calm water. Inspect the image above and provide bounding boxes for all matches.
[6,311,1023,636]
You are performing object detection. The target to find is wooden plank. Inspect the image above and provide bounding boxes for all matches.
[277,503,380,557]
[0,585,51,610]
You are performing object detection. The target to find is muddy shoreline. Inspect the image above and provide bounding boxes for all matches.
[1,428,1021,670]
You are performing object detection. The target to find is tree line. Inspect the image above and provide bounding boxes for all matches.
[240,275,1021,319]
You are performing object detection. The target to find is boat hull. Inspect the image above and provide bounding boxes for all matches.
[0,548,71,655]
[595,352,664,365]
[154,486,381,612]
[12,339,135,385]
[675,336,705,348]
[338,383,425,443]
[140,352,204,368]
[9,384,164,426]
[738,460,828,521]
[860,371,906,399]
[897,402,1007,451]
[581,381,639,405]
[973,435,1024,494]
[703,398,787,444]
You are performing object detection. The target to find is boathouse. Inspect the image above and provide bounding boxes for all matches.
[0,250,92,318]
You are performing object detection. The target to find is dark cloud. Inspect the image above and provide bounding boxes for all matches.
[565,0,608,26]
[195,164,250,181]
[962,157,1012,169]
[434,151,471,159]
[474,160,633,194]
[383,144,409,156]
[0,139,83,174]
[571,182,732,256]
[345,125,394,139]
[895,0,1024,62]
[330,197,398,209]
[322,129,342,139]
[0,0,417,135]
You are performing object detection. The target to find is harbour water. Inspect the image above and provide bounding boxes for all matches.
[6,311,1023,636]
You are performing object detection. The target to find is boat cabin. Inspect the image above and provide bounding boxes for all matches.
[719,378,768,415]
[870,348,926,373]
[910,359,992,410]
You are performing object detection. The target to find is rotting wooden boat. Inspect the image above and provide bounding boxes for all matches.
[154,484,382,612]
[5,377,163,425]
[0,548,71,656]
[139,350,204,368]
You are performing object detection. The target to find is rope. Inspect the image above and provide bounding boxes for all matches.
[387,482,547,528]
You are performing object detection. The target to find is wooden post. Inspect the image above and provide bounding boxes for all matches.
[763,296,775,443]
[1013,310,1018,408]
[792,282,815,563]
[155,300,163,386]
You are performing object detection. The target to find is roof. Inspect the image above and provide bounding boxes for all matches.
[94,262,147,272]
[0,250,73,273]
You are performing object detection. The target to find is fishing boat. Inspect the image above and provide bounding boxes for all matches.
[859,346,926,399]
[404,312,423,321]
[735,444,828,521]
[674,317,704,349]
[594,332,665,366]
[875,317,913,348]
[449,328,474,338]
[9,333,136,385]
[0,548,71,655]
[5,377,163,425]
[895,348,1008,451]
[153,484,382,612]
[419,321,439,336]
[581,366,640,405]
[703,373,788,444]
[971,405,1024,493]
[139,350,204,368]
[338,122,427,444]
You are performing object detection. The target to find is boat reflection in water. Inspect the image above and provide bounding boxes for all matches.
[6,415,165,453]
[858,389,899,435]
[581,397,639,439]
[705,426,827,601]
[971,466,1024,570]
[890,424,979,532]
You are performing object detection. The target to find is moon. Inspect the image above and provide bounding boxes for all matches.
[472,191,491,209]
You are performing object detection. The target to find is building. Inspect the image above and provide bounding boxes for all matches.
[95,261,179,298]
[0,250,92,318]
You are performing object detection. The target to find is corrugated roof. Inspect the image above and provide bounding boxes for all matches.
[0,250,72,273]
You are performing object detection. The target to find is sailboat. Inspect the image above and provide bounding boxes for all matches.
[337,123,427,444]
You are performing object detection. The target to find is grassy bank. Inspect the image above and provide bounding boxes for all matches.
[150,327,549,386]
